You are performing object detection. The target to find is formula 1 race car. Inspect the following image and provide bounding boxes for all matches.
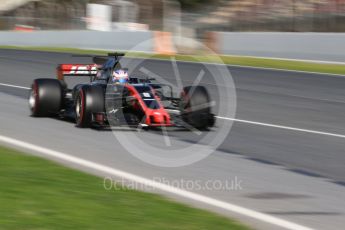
[29,52,215,130]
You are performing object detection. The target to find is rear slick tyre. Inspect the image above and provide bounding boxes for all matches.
[29,78,63,117]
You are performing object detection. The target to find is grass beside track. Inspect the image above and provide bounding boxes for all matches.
[0,146,250,230]
[1,46,345,75]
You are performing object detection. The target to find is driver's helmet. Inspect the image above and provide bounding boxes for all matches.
[112,69,129,84]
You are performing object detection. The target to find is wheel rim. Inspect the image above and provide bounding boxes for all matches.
[29,85,37,112]
[76,95,81,120]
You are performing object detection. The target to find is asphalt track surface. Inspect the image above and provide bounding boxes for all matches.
[1,49,345,230]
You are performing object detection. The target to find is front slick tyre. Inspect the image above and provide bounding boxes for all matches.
[75,85,104,128]
[180,86,215,130]
[75,86,92,128]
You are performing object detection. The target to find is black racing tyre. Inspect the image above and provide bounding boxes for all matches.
[180,86,215,130]
[29,78,63,117]
[75,85,104,128]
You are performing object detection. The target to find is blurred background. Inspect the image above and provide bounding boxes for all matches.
[1,0,345,35]
[1,0,345,58]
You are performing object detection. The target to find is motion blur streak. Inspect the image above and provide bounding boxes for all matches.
[1,82,345,140]
[0,134,314,230]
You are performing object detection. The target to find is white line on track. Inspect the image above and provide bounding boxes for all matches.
[221,54,345,65]
[1,82,345,139]
[217,116,345,139]
[0,82,30,90]
[0,134,314,230]
[226,63,345,78]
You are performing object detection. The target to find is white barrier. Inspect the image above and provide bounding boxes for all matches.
[0,30,154,52]
[1,30,345,62]
[216,32,345,62]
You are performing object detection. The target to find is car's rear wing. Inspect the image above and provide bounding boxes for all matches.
[56,64,98,81]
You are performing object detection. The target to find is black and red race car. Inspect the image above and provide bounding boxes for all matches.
[29,52,215,130]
